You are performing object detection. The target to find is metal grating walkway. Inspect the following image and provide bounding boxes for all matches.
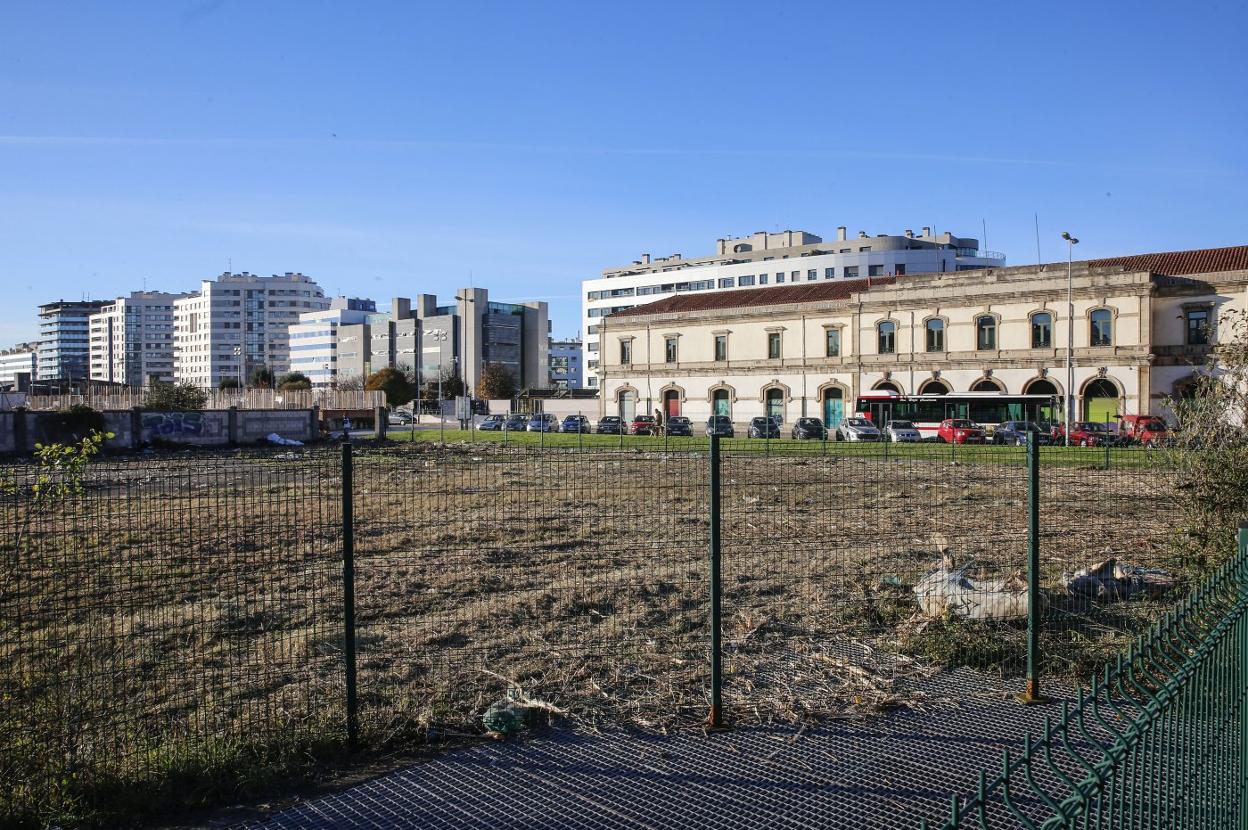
[232,674,1067,830]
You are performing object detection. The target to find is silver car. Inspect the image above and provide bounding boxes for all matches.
[884,420,922,442]
[836,417,882,442]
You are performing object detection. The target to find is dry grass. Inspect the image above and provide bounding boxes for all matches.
[0,442,1185,826]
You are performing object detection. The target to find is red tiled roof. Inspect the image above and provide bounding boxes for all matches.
[610,277,894,318]
[1089,245,1248,276]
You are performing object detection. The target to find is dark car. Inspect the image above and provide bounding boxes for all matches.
[705,415,735,438]
[791,417,827,440]
[502,414,529,432]
[993,420,1052,446]
[561,414,590,433]
[748,416,780,438]
[630,414,658,435]
[597,415,624,435]
[665,416,692,436]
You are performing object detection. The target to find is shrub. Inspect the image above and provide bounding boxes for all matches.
[365,367,414,408]
[144,381,208,411]
[277,372,312,391]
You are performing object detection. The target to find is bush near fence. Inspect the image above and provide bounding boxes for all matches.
[0,439,1191,826]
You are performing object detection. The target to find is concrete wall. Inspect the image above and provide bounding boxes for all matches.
[0,408,319,453]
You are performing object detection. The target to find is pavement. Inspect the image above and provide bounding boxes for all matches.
[229,673,1065,830]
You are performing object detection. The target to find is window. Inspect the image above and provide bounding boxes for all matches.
[738,275,755,286]
[844,266,859,278]
[807,269,817,281]
[1186,308,1211,345]
[925,318,945,352]
[859,246,871,252]
[665,337,677,363]
[868,264,884,277]
[825,328,840,357]
[895,264,906,276]
[1031,312,1053,348]
[776,273,786,283]
[759,274,768,284]
[791,271,800,281]
[619,340,632,365]
[825,267,835,279]
[878,321,896,354]
[718,278,734,289]
[714,334,728,361]
[1090,309,1113,347]
[768,332,781,359]
[976,316,997,350]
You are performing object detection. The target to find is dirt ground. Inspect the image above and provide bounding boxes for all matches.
[0,443,1185,823]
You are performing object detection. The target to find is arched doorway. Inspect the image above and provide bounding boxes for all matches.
[873,380,902,393]
[617,389,637,421]
[918,379,950,395]
[712,388,731,418]
[1083,378,1120,423]
[663,389,682,418]
[1024,378,1061,421]
[821,387,844,428]
[765,388,785,423]
[970,378,1004,392]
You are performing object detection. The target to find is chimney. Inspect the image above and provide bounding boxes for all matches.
[858,230,868,238]
[836,226,847,241]
[641,254,651,265]
[922,226,931,237]
[905,229,914,238]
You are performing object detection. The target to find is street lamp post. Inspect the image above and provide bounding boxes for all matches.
[233,344,243,391]
[1061,232,1080,447]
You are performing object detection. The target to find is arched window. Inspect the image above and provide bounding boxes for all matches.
[765,388,785,422]
[970,378,1002,392]
[1024,378,1061,421]
[1090,309,1113,347]
[976,316,997,350]
[712,388,731,418]
[1024,378,1059,396]
[878,321,896,355]
[874,380,902,393]
[617,389,637,420]
[925,319,945,352]
[918,379,950,395]
[1031,313,1053,349]
[1083,378,1119,422]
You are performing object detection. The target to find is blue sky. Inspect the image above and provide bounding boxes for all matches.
[1,0,1245,344]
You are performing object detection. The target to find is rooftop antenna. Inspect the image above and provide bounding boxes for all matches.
[981,218,988,256]
[1034,213,1042,265]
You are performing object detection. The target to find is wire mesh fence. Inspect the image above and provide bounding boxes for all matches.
[0,436,1209,826]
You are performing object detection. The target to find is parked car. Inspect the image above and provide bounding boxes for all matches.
[390,408,413,425]
[748,416,781,438]
[560,414,590,433]
[1050,421,1106,447]
[791,417,827,440]
[503,414,529,431]
[705,415,735,438]
[1119,414,1170,447]
[597,415,624,435]
[630,414,658,435]
[937,418,986,444]
[993,420,1052,446]
[526,413,559,432]
[836,417,881,442]
[880,419,920,442]
[665,416,693,436]
[477,414,506,431]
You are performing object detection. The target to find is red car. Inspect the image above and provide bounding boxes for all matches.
[630,415,658,435]
[1119,414,1169,447]
[937,419,986,444]
[1050,422,1105,447]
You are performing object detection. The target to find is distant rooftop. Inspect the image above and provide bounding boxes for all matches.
[611,278,893,317]
[1089,244,1248,276]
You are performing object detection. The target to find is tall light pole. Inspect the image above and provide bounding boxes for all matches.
[1061,232,1080,446]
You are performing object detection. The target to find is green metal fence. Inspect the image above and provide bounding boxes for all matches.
[918,524,1248,828]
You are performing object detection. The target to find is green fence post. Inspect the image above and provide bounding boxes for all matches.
[1017,431,1049,705]
[708,433,724,728]
[1104,441,1111,471]
[342,442,359,749]
[1240,524,1248,827]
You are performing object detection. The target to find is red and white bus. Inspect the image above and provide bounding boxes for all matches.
[853,391,1059,441]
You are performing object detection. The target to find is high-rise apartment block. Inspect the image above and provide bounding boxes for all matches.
[88,291,190,387]
[0,343,38,390]
[173,272,329,388]
[37,300,109,381]
[287,297,377,387]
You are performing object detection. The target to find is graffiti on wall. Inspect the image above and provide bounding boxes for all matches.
[141,411,206,437]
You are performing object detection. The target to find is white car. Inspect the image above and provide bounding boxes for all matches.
[836,417,881,442]
[884,420,922,442]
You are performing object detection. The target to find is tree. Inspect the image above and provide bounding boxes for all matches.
[249,366,275,389]
[334,374,364,391]
[277,371,312,391]
[1164,307,1248,572]
[420,369,465,402]
[365,367,414,408]
[144,381,208,411]
[477,362,517,400]
[218,377,241,390]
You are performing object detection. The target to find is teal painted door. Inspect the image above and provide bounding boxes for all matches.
[822,390,844,427]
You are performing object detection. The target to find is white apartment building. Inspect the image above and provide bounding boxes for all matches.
[174,272,329,388]
[288,297,378,387]
[0,344,38,390]
[582,227,1004,387]
[89,291,190,387]
[37,300,108,381]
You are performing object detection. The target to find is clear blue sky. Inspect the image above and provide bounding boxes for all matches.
[2,0,1245,344]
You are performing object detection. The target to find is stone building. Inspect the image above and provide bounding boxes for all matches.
[596,245,1248,427]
